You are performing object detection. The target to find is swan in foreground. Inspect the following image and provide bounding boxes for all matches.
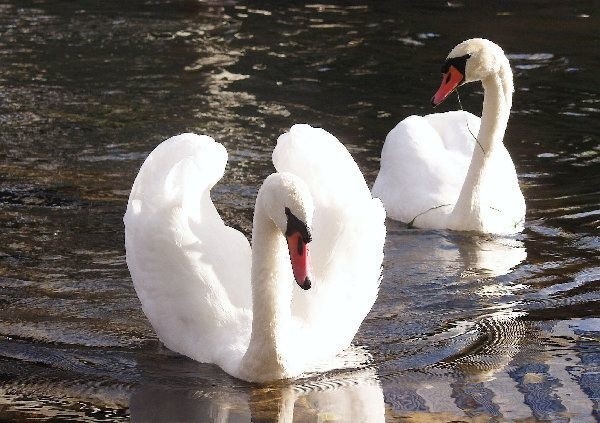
[124,124,385,383]
[372,38,525,234]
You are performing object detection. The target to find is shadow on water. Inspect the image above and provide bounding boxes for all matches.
[0,0,598,421]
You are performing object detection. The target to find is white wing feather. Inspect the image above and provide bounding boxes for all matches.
[273,124,386,355]
[124,133,251,371]
[373,111,480,227]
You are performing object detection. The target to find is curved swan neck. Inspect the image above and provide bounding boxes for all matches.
[250,208,293,337]
[240,195,293,380]
[478,62,513,154]
[449,58,513,229]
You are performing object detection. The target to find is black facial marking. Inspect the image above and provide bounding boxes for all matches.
[440,54,471,77]
[285,207,312,243]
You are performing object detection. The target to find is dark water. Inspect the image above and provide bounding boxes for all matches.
[1,0,599,421]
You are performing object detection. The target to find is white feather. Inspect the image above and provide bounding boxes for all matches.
[124,126,385,382]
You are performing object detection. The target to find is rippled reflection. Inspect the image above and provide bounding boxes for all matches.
[130,360,384,422]
[376,316,600,421]
[458,235,527,278]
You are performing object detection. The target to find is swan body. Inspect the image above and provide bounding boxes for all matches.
[373,38,525,234]
[124,124,385,383]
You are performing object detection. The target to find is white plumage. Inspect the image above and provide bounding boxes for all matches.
[373,39,525,234]
[124,124,385,383]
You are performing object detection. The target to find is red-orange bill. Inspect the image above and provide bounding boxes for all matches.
[286,232,311,290]
[431,66,464,106]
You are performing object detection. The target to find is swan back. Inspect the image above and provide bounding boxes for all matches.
[273,124,386,356]
[373,111,480,227]
[124,133,252,373]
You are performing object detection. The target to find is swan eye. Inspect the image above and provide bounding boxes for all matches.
[441,53,471,77]
[284,207,312,243]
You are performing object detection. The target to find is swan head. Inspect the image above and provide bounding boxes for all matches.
[432,38,507,106]
[259,172,314,290]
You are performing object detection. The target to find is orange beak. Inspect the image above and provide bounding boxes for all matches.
[431,65,464,107]
[286,231,311,290]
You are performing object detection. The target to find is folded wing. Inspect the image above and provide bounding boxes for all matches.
[372,110,480,227]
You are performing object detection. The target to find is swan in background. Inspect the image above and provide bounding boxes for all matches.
[124,124,386,383]
[373,38,525,234]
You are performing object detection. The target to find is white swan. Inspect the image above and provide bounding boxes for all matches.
[124,124,386,383]
[372,38,525,234]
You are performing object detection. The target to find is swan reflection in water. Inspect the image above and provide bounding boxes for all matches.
[129,354,384,422]
[380,223,530,416]
[457,235,526,279]
[385,221,527,280]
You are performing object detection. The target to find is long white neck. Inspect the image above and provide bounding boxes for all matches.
[238,198,293,382]
[449,60,513,231]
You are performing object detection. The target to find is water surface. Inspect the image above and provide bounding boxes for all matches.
[0,1,599,421]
